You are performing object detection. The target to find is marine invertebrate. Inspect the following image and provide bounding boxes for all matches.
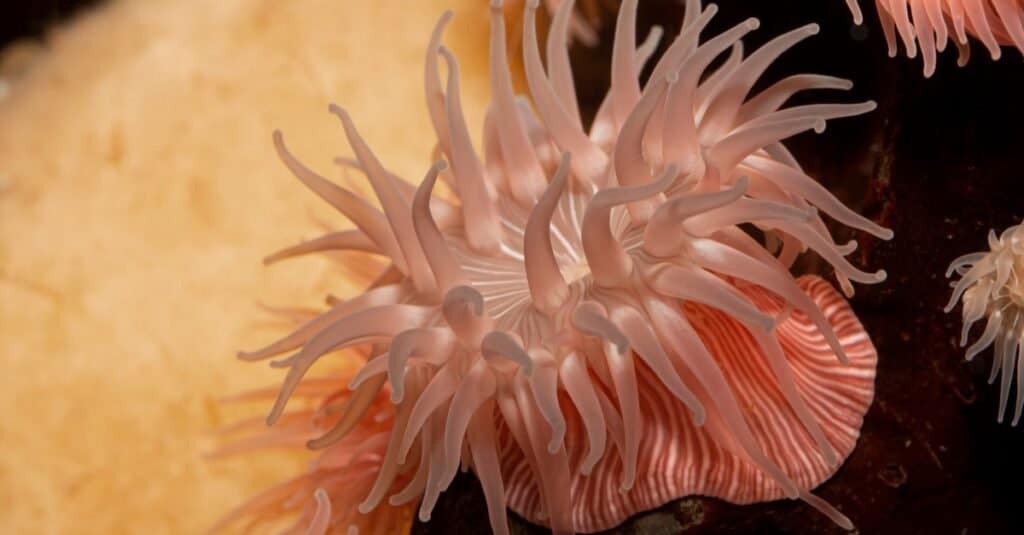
[847,0,1024,76]
[229,0,891,533]
[946,222,1024,425]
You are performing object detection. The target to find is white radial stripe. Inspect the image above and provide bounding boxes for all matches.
[503,276,876,532]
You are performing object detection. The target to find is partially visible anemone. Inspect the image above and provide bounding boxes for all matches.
[846,0,1024,76]
[221,0,891,533]
[947,222,1024,426]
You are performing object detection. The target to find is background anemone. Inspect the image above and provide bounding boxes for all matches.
[846,0,1024,76]
[947,223,1024,425]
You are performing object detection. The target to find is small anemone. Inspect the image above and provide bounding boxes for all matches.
[947,222,1024,425]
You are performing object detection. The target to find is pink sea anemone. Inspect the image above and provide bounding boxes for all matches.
[946,222,1024,425]
[224,0,891,533]
[847,0,1024,76]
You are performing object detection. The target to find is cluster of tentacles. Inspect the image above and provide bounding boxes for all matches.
[947,222,1024,427]
[212,358,410,534]
[549,0,1024,77]
[222,0,891,533]
[851,0,1024,76]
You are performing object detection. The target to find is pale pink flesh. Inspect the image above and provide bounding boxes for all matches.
[501,277,872,532]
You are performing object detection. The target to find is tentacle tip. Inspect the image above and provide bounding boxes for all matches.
[836,514,855,531]
[991,49,1002,61]
[236,350,254,361]
[705,4,719,16]
[691,409,706,427]
[744,18,760,31]
[306,435,333,450]
[812,119,826,134]
[805,23,820,36]
[357,502,374,515]
[879,228,895,241]
[268,358,291,369]
[525,0,539,9]
[874,269,887,282]
[863,100,878,112]
[489,0,502,10]
[390,391,405,404]
[327,103,346,118]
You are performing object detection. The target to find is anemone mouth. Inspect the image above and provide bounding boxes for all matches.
[223,1,890,534]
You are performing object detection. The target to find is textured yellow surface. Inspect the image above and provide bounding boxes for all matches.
[0,0,489,533]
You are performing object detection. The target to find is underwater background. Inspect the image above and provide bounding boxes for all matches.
[3,1,1024,533]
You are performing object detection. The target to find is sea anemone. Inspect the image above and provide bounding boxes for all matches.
[226,0,891,533]
[946,222,1024,425]
[847,0,1024,76]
